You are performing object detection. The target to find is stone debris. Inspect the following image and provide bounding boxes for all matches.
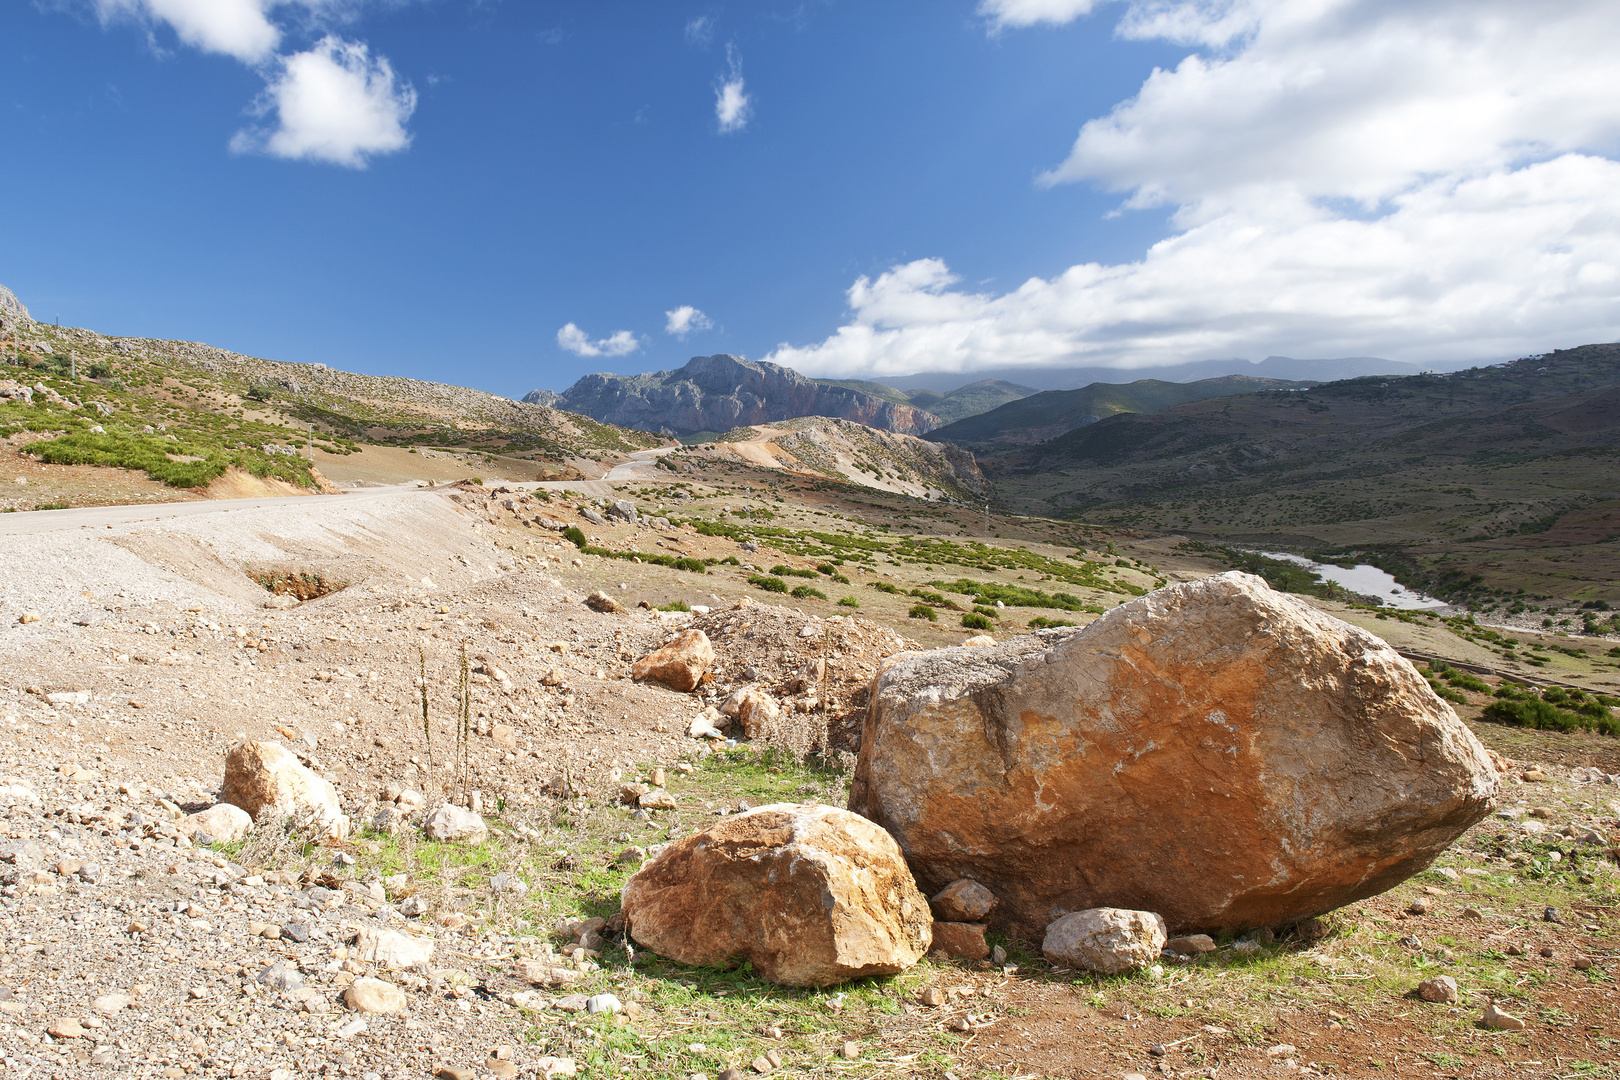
[850,572,1500,939]
[1482,1002,1527,1030]
[344,977,408,1014]
[1418,975,1460,1003]
[1042,907,1168,975]
[584,590,627,614]
[622,803,932,986]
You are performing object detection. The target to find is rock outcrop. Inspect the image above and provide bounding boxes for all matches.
[0,284,29,328]
[621,803,932,987]
[222,741,349,840]
[848,572,1498,939]
[534,354,943,436]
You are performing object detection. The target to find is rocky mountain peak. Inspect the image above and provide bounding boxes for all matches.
[0,283,31,325]
[526,354,944,436]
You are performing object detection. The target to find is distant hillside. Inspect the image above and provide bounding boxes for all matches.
[903,379,1037,422]
[881,355,1443,394]
[0,316,664,499]
[811,376,1036,423]
[528,354,943,436]
[928,374,1311,447]
[986,343,1620,608]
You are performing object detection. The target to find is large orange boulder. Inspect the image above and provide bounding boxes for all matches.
[848,572,1498,940]
[631,629,715,692]
[621,803,932,987]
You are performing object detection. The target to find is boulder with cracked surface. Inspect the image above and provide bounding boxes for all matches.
[849,572,1498,939]
[631,629,715,692]
[622,803,932,987]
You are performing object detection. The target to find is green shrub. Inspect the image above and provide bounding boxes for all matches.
[831,573,851,585]
[908,603,937,621]
[1481,698,1581,732]
[791,584,827,600]
[563,526,587,549]
[749,574,788,593]
[1445,671,1491,694]
[962,612,994,631]
[1028,616,1076,628]
[1423,676,1466,705]
[657,600,690,612]
[771,564,818,579]
[817,563,836,575]
[837,596,859,608]
[973,606,998,619]
[871,582,900,594]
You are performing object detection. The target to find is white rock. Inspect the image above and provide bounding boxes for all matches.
[1042,908,1167,975]
[343,978,407,1014]
[353,928,434,970]
[222,741,349,840]
[423,805,487,843]
[185,803,252,843]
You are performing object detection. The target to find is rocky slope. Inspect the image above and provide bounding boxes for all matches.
[668,416,994,503]
[527,354,943,437]
[0,283,29,327]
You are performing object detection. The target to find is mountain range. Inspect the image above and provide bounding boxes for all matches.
[524,353,943,437]
[879,355,1460,394]
[925,374,1312,447]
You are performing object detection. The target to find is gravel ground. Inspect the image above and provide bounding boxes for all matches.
[0,485,927,1080]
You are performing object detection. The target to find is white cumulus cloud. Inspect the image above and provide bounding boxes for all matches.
[89,1,416,167]
[715,45,751,134]
[769,0,1620,376]
[230,36,415,168]
[557,323,642,358]
[664,305,714,338]
[95,0,284,61]
[978,0,1106,33]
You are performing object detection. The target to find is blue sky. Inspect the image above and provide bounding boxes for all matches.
[6,1,1620,397]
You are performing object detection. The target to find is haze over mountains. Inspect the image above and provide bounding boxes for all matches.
[881,355,1459,394]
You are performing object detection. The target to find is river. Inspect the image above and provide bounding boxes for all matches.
[1257,551,1449,610]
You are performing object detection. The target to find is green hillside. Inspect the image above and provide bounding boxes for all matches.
[984,343,1620,611]
[904,378,1037,422]
[926,374,1310,446]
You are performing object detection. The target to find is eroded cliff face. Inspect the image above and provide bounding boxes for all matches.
[542,354,942,435]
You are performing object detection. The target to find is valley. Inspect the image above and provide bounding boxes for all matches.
[1,311,1618,1080]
